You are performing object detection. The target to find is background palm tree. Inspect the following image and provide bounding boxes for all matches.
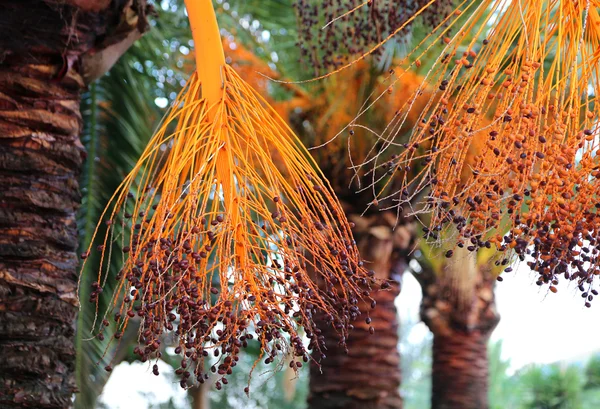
[414,246,501,409]
[280,66,426,408]
[0,1,149,408]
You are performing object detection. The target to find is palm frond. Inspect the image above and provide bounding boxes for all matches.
[76,6,190,406]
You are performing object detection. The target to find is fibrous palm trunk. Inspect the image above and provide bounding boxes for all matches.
[308,212,415,409]
[418,256,500,409]
[0,1,147,408]
[0,57,83,409]
[431,328,491,409]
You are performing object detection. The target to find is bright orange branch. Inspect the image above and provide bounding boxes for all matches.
[185,0,225,105]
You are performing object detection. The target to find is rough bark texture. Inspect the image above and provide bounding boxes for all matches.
[0,1,148,408]
[0,52,84,409]
[308,212,415,409]
[431,329,489,409]
[418,257,500,409]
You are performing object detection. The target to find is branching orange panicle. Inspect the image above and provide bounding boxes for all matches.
[326,0,600,303]
[80,0,374,388]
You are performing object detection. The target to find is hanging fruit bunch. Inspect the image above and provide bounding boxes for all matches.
[80,0,376,389]
[314,0,600,303]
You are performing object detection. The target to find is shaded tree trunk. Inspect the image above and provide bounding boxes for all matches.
[418,253,500,409]
[431,329,490,409]
[189,383,210,409]
[0,1,147,408]
[308,212,415,409]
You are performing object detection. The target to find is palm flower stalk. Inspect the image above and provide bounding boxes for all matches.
[80,0,374,388]
[318,0,600,301]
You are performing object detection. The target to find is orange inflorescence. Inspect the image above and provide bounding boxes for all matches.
[81,63,375,387]
[272,60,431,206]
[319,1,600,303]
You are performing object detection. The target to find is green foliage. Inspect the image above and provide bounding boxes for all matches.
[581,388,600,409]
[488,341,521,409]
[223,0,312,81]
[582,355,600,408]
[585,355,600,389]
[76,3,191,407]
[518,364,584,409]
[400,317,432,409]
[487,343,600,409]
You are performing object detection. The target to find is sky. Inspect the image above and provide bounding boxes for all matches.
[100,360,188,409]
[398,266,600,371]
[492,266,600,368]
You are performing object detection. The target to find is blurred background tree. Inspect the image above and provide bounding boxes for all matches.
[518,364,584,409]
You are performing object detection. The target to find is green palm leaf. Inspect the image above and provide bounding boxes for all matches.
[75,6,191,406]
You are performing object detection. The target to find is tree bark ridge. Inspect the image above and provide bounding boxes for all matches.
[431,330,489,409]
[0,61,83,409]
[0,1,150,407]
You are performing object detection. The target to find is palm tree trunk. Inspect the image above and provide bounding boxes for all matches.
[0,49,84,409]
[431,329,490,409]
[189,383,211,409]
[309,280,402,409]
[419,257,500,409]
[308,212,415,409]
[0,2,147,408]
